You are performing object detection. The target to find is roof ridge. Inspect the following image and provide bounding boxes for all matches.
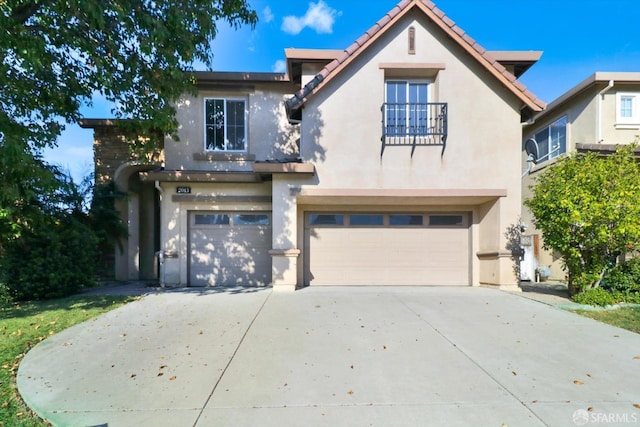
[284,0,545,118]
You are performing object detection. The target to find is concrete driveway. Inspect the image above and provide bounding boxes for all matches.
[18,286,640,427]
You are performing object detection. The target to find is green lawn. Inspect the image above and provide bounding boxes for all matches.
[0,295,136,426]
[571,306,640,334]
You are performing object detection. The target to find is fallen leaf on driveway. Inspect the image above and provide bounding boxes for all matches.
[633,404,640,409]
[157,373,164,377]
[633,356,640,360]
[347,390,354,395]
[512,371,517,376]
[169,376,176,381]
[130,374,136,378]
[573,380,584,385]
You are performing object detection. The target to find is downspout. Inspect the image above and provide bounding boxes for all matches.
[154,180,165,287]
[597,80,614,143]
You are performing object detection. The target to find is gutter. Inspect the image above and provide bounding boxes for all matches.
[597,80,614,143]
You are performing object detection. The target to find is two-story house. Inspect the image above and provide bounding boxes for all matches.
[521,72,640,282]
[84,0,545,290]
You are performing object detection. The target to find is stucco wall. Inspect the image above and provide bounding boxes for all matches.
[165,83,299,172]
[601,85,640,144]
[301,12,521,195]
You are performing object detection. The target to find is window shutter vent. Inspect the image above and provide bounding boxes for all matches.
[408,27,416,54]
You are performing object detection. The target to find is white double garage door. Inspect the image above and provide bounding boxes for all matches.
[189,211,470,286]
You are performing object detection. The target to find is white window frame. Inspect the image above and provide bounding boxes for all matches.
[531,115,567,164]
[616,92,640,127]
[204,97,248,152]
[384,79,432,137]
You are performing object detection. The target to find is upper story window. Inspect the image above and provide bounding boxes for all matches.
[616,92,640,127]
[204,98,246,151]
[381,79,447,156]
[532,116,567,163]
[384,80,431,137]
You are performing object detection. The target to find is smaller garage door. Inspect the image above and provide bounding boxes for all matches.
[189,211,272,286]
[305,212,470,286]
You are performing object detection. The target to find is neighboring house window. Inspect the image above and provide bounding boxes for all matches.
[616,92,640,126]
[384,80,430,137]
[204,98,246,151]
[533,116,567,163]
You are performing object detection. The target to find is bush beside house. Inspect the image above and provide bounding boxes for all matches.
[0,171,125,302]
[525,145,640,297]
[575,257,640,306]
[1,215,98,300]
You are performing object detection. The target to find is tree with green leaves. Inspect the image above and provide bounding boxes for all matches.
[525,145,640,295]
[0,0,258,250]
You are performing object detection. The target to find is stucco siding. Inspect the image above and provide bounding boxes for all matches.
[601,87,640,144]
[301,12,522,194]
[165,85,299,171]
[569,91,598,146]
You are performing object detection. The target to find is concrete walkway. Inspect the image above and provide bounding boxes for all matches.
[18,286,640,427]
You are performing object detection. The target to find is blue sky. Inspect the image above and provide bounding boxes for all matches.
[47,0,640,182]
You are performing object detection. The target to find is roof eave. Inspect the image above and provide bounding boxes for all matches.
[285,0,545,120]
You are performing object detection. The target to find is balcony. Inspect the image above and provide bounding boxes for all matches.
[381,102,448,156]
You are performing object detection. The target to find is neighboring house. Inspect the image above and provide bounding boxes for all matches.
[83,0,545,290]
[521,72,640,281]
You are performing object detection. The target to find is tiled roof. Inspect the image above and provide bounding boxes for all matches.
[285,0,546,118]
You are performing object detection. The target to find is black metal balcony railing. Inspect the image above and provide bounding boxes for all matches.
[381,102,448,156]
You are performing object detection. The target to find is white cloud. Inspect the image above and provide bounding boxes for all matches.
[272,60,286,73]
[263,6,274,23]
[281,1,338,35]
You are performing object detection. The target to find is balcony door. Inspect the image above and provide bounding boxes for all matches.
[385,80,430,137]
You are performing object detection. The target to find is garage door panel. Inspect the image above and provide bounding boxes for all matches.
[189,213,271,287]
[307,213,469,286]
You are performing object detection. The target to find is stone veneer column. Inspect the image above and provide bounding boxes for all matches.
[80,119,165,281]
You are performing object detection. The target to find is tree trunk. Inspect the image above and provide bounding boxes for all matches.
[567,277,581,297]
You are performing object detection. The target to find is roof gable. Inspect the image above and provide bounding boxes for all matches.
[285,0,545,120]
